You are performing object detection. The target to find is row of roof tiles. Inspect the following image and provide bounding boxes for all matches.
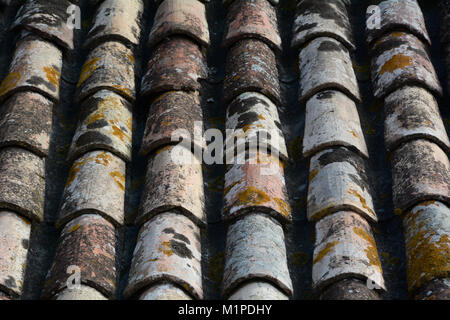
[0,0,448,300]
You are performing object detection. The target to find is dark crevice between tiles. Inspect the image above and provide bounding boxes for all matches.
[202,0,228,300]
[21,0,96,299]
[278,0,314,300]
[117,0,155,300]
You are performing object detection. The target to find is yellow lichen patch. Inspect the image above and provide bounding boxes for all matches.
[95,152,112,166]
[353,227,382,270]
[405,229,450,291]
[110,170,125,191]
[391,32,404,38]
[69,224,81,233]
[77,57,99,87]
[394,208,403,216]
[379,54,413,75]
[348,188,375,216]
[257,114,266,120]
[309,170,318,182]
[232,75,241,81]
[0,72,21,96]
[274,198,291,217]
[236,186,271,206]
[349,130,358,138]
[158,241,173,257]
[66,164,82,186]
[43,66,61,87]
[313,241,339,265]
[126,54,135,64]
[86,109,105,125]
[110,123,130,142]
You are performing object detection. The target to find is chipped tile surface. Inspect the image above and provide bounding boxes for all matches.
[125,212,202,299]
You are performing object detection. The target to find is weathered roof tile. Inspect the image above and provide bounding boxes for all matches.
[139,283,192,300]
[307,147,377,223]
[223,38,281,106]
[0,147,45,222]
[136,145,205,228]
[298,37,361,103]
[44,214,117,299]
[140,91,205,158]
[68,90,133,163]
[292,0,355,51]
[303,90,368,159]
[404,201,450,293]
[370,32,442,99]
[223,151,291,224]
[0,211,31,298]
[319,278,381,300]
[384,86,450,154]
[391,139,450,213]
[141,37,207,98]
[77,41,136,102]
[125,212,202,299]
[223,0,281,53]
[366,0,431,47]
[148,0,210,48]
[12,0,74,50]
[312,211,385,292]
[0,91,53,157]
[58,151,126,228]
[84,0,144,50]
[54,285,108,300]
[225,92,289,163]
[0,33,62,103]
[222,213,293,298]
[228,281,289,300]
